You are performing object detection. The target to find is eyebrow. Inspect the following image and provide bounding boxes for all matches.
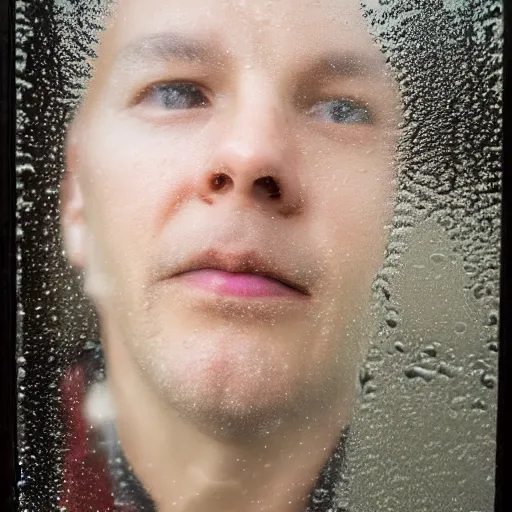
[303,52,383,80]
[113,31,383,80]
[113,32,220,69]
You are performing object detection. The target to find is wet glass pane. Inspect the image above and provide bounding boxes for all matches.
[16,0,503,510]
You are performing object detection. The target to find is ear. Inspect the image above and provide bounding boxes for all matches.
[60,131,87,270]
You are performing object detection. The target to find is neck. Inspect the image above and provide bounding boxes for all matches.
[103,335,351,512]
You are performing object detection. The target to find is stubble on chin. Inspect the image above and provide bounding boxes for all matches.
[120,314,345,441]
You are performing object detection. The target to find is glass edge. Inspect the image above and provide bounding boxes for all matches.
[0,0,18,510]
[496,1,511,511]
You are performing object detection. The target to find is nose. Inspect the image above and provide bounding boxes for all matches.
[199,90,304,216]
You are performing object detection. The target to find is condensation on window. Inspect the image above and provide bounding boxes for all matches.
[15,0,502,510]
[344,2,502,511]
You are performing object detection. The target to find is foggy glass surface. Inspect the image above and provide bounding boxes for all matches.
[15,0,502,511]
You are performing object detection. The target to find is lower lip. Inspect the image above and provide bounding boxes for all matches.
[173,269,304,298]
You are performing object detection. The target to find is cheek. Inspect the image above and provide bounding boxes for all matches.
[313,154,395,288]
[82,119,205,210]
[78,119,209,274]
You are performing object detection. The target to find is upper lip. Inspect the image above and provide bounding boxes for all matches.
[170,248,311,296]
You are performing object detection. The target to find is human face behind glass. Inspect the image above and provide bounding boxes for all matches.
[62,0,401,432]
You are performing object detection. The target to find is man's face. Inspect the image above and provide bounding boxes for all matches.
[64,0,400,429]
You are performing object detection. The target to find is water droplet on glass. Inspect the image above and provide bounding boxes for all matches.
[430,253,447,264]
[480,373,496,389]
[454,322,467,334]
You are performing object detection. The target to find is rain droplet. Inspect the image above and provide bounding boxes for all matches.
[385,308,399,328]
[487,311,498,326]
[430,253,447,264]
[480,373,496,389]
[471,398,487,411]
[421,345,437,358]
[438,361,459,379]
[404,365,437,382]
[454,322,467,334]
[394,341,406,353]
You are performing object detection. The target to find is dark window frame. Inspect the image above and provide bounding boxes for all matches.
[495,0,512,510]
[0,0,17,509]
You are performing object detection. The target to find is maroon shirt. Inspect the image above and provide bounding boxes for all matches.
[58,360,347,512]
[59,364,119,511]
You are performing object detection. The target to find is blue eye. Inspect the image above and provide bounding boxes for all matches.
[143,83,208,109]
[310,99,372,124]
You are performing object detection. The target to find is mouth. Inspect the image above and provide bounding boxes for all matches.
[169,249,311,299]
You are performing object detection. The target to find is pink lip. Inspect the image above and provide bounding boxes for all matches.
[174,269,304,298]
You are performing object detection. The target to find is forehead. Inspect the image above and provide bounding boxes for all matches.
[98,0,385,69]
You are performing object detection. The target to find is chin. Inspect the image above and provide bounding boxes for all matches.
[130,324,345,439]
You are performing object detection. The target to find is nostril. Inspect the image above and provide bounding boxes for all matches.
[255,176,281,199]
[211,173,232,191]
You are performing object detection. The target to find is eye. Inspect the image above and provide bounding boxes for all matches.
[138,82,208,110]
[309,99,372,124]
